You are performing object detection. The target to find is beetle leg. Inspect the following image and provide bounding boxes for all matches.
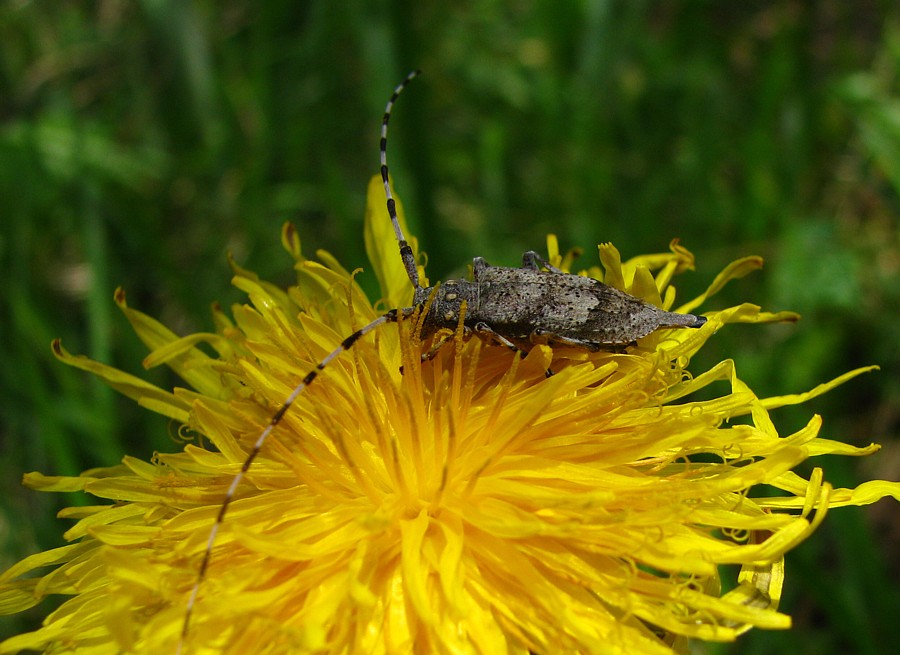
[421,328,458,362]
[529,328,604,352]
[476,322,554,377]
[522,250,564,274]
[471,256,492,279]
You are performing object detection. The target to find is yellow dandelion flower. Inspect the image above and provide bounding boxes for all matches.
[1,175,898,655]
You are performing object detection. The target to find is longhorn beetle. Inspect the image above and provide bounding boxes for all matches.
[176,70,707,652]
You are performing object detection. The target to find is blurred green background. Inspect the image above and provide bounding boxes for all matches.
[1,2,898,653]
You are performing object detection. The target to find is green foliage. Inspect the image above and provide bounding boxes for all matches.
[1,2,897,651]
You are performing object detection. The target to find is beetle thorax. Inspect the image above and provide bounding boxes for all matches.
[414,279,480,336]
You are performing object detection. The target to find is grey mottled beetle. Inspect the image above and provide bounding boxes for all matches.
[176,70,706,652]
[414,256,706,353]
